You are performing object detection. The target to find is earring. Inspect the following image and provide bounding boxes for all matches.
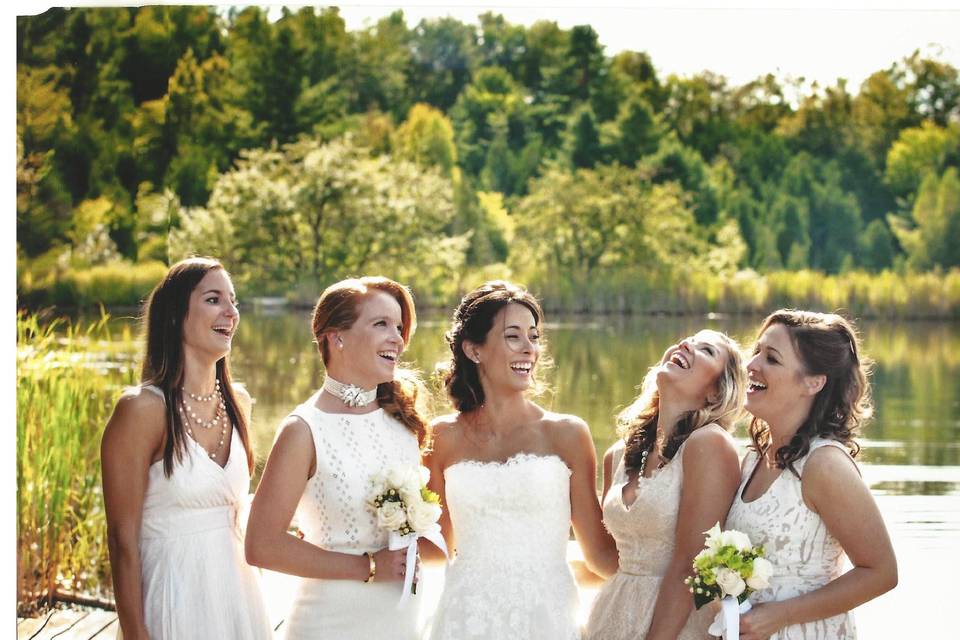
[338,338,344,350]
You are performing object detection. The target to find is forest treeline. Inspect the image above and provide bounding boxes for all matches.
[16,6,960,315]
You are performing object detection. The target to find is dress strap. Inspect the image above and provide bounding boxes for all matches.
[797,438,861,477]
[141,384,166,403]
[610,440,628,485]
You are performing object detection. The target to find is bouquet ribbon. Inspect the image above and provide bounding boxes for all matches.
[708,596,752,640]
[388,529,448,607]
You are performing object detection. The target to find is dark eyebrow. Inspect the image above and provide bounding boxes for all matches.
[202,288,236,298]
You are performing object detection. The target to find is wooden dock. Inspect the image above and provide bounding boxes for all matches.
[17,610,119,640]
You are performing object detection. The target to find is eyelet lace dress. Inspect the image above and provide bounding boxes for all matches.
[280,391,422,640]
[428,453,581,640]
[724,438,858,639]
[127,385,272,640]
[585,433,714,640]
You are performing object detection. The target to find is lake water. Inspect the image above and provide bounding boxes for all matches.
[108,309,960,636]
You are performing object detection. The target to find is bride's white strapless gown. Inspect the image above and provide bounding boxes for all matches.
[428,453,581,640]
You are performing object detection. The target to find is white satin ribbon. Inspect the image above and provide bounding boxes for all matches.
[388,529,448,607]
[708,596,752,639]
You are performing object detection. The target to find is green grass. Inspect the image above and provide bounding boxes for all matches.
[16,312,138,614]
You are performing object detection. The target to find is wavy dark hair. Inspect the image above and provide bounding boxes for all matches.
[311,276,428,447]
[442,280,546,413]
[141,257,253,477]
[618,330,747,473]
[748,309,873,477]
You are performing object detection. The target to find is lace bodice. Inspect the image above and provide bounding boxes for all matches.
[290,393,421,553]
[724,438,857,638]
[603,435,698,575]
[585,433,714,640]
[429,453,580,639]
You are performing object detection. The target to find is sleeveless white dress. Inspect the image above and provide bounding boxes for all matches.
[725,438,858,639]
[133,385,271,640]
[585,436,713,640]
[280,392,422,640]
[428,453,581,640]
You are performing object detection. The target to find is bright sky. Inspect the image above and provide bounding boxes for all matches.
[326,0,960,90]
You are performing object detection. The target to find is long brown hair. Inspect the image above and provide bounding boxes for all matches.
[748,309,872,477]
[619,330,746,472]
[311,276,428,446]
[140,257,253,477]
[442,280,547,413]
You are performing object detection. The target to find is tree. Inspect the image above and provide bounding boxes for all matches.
[889,168,960,269]
[568,107,603,169]
[884,121,960,201]
[407,17,478,110]
[392,103,457,174]
[170,137,458,291]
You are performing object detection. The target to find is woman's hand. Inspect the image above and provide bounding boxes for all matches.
[371,546,419,583]
[740,601,787,640]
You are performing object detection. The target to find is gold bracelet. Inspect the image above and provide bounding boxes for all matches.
[363,551,376,583]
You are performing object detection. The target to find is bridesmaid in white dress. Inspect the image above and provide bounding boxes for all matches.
[101,257,271,639]
[726,310,897,640]
[245,277,428,639]
[585,330,747,640]
[423,281,617,639]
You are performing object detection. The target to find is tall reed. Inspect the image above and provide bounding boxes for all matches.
[17,312,137,614]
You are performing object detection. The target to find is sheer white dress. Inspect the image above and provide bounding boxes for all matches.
[130,385,272,640]
[428,452,581,640]
[725,438,859,639]
[280,392,422,640]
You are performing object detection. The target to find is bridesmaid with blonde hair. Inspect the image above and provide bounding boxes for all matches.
[586,329,747,640]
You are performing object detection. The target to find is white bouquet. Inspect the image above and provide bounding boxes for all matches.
[685,523,773,640]
[366,464,447,605]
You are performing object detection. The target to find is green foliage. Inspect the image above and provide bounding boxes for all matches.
[890,168,960,269]
[16,7,960,310]
[170,136,458,298]
[17,312,138,612]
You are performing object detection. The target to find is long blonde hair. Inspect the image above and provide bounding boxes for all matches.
[618,330,747,472]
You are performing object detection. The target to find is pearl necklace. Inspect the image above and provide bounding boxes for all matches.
[179,384,229,460]
[638,445,666,477]
[322,375,378,408]
[184,378,220,403]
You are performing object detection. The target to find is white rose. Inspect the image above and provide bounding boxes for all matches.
[718,529,753,551]
[715,567,746,598]
[399,484,422,507]
[418,465,431,486]
[747,557,773,590]
[385,465,412,489]
[407,500,442,534]
[377,501,407,531]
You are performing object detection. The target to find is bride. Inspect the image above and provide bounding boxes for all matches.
[422,281,617,639]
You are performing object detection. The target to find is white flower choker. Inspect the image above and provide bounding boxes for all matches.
[323,375,378,408]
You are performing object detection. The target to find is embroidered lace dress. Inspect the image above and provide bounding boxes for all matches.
[428,453,581,640]
[280,391,422,640]
[724,438,858,639]
[585,433,714,640]
[128,385,271,640]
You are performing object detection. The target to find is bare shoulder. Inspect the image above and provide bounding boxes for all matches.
[686,423,736,452]
[803,443,862,485]
[274,414,313,446]
[102,387,166,457]
[683,424,739,476]
[427,413,467,457]
[542,411,590,440]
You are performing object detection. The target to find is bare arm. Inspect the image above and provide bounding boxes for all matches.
[647,426,741,640]
[420,418,456,563]
[244,416,407,581]
[101,390,166,640]
[740,446,898,640]
[558,417,618,579]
